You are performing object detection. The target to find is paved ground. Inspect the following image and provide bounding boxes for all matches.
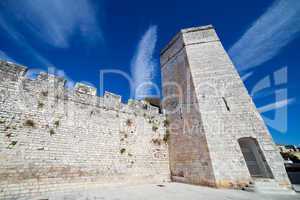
[293,184,300,192]
[35,183,299,200]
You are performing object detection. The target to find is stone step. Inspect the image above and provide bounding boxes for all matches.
[244,186,294,194]
[243,179,296,194]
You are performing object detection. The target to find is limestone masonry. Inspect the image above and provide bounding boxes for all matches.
[0,25,293,199]
[0,63,170,199]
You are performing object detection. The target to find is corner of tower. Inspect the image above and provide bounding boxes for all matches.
[180,24,220,45]
[160,25,219,67]
[180,24,214,33]
[160,31,185,67]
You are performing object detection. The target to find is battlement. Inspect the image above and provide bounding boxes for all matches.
[0,60,162,116]
[37,72,66,84]
[0,60,27,77]
[75,82,97,96]
[0,60,169,200]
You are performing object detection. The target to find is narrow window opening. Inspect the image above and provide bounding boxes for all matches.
[179,108,183,119]
[222,97,230,111]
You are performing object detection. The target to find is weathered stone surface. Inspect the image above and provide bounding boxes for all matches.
[0,62,170,200]
[160,25,292,190]
[74,82,97,96]
[0,25,294,199]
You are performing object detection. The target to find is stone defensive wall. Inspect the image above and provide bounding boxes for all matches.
[0,61,170,199]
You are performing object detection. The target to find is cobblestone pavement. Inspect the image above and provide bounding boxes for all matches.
[34,183,299,200]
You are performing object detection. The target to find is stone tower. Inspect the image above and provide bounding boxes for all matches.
[160,25,292,191]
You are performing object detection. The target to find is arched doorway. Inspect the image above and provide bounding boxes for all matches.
[238,137,273,178]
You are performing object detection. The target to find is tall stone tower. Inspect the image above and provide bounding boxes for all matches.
[160,25,291,191]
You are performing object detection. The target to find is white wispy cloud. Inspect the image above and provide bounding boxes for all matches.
[229,0,300,72]
[258,98,295,113]
[131,25,158,99]
[241,71,254,81]
[0,50,14,62]
[1,0,102,48]
[0,16,52,67]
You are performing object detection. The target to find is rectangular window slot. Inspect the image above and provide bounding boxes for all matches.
[222,97,230,112]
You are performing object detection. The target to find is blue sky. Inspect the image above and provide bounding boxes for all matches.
[0,0,299,145]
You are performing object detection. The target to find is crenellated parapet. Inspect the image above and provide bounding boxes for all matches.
[0,61,27,75]
[0,61,27,82]
[103,91,122,110]
[74,83,97,96]
[37,72,66,87]
[0,61,169,200]
[127,99,160,116]
[0,60,162,116]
